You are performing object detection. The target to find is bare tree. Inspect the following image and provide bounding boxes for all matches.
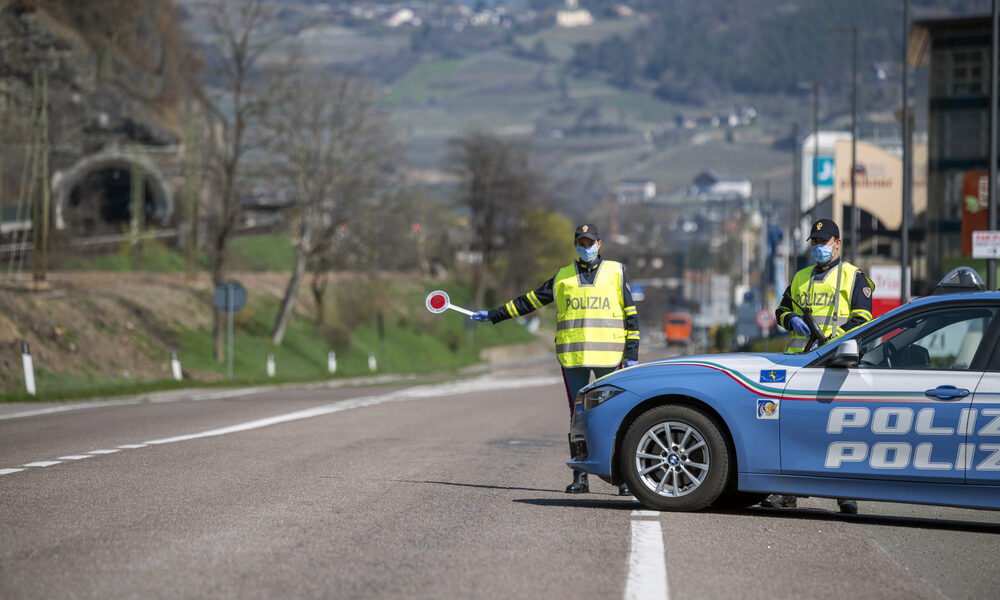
[200,0,290,360]
[446,130,537,308]
[267,72,399,344]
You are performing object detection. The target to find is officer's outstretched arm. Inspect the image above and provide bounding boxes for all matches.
[478,278,556,325]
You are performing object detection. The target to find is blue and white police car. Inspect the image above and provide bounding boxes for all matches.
[569,268,1000,512]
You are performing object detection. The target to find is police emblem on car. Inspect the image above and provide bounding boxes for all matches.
[757,399,780,419]
[760,369,785,383]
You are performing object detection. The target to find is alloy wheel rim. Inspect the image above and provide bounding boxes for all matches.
[634,420,710,498]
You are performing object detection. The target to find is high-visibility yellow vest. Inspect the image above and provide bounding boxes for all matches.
[785,261,860,353]
[554,260,626,367]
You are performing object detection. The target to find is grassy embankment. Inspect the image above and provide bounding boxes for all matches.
[0,234,540,402]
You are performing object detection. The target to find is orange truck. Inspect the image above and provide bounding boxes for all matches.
[663,312,693,347]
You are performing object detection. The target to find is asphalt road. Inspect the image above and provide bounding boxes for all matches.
[2,360,999,599]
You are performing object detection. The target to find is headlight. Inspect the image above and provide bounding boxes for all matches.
[582,386,625,411]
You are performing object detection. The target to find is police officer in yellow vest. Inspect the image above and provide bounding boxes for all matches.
[471,223,640,495]
[776,218,874,354]
[765,217,874,514]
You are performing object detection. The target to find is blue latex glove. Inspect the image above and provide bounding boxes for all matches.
[623,359,639,368]
[789,316,811,336]
[471,310,490,323]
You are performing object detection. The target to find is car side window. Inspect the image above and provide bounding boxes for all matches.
[857,306,997,371]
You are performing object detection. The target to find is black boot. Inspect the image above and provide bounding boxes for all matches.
[565,471,589,494]
[618,483,631,496]
[837,499,858,514]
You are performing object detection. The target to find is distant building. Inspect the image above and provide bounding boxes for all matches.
[687,171,751,201]
[615,180,656,204]
[386,9,416,27]
[612,4,635,18]
[910,15,993,285]
[557,0,593,28]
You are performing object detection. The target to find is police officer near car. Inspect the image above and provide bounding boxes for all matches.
[471,223,640,495]
[763,218,874,515]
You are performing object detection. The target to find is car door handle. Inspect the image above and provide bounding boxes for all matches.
[924,386,970,400]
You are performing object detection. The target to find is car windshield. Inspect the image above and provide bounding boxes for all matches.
[857,306,997,370]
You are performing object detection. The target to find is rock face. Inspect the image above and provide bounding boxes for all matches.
[0,0,190,240]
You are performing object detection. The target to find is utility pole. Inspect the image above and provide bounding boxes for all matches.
[1,105,5,241]
[901,0,912,302]
[40,72,49,279]
[184,109,201,277]
[833,26,859,264]
[990,0,999,290]
[849,26,859,265]
[813,83,819,215]
[792,121,800,271]
[130,144,144,258]
[31,70,49,284]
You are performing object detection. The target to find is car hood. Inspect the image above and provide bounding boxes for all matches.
[588,352,803,395]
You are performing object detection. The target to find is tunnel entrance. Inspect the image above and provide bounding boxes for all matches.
[66,167,156,235]
[53,151,173,237]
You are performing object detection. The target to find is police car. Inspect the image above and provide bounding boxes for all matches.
[569,267,1000,512]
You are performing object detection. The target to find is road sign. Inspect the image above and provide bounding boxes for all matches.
[213,280,247,313]
[972,230,1000,258]
[630,283,645,302]
[813,156,834,186]
[755,309,775,329]
[213,280,246,380]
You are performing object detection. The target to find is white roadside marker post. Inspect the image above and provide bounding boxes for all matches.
[368,352,377,372]
[328,351,337,374]
[21,341,36,396]
[170,349,183,381]
[266,353,276,378]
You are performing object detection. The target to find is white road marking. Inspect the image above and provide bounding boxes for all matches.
[625,520,669,600]
[58,455,94,460]
[23,461,62,468]
[0,376,562,475]
[144,376,559,446]
[0,374,420,422]
[0,400,143,420]
[632,510,660,517]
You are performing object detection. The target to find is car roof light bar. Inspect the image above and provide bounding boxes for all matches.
[932,266,987,294]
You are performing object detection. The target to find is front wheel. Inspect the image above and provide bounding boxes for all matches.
[620,404,730,511]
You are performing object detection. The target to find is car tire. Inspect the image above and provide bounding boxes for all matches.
[711,491,768,510]
[621,404,729,511]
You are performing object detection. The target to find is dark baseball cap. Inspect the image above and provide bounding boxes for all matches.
[809,218,840,240]
[574,223,599,241]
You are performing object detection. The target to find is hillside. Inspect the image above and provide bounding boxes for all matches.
[250,0,992,218]
[0,270,543,400]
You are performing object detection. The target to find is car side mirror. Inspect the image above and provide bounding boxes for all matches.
[829,339,860,368]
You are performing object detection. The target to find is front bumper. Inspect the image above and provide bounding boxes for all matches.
[567,388,641,477]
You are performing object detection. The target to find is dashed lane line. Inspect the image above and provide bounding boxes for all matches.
[0,375,561,476]
[0,374,422,422]
[625,519,669,600]
[22,461,62,468]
